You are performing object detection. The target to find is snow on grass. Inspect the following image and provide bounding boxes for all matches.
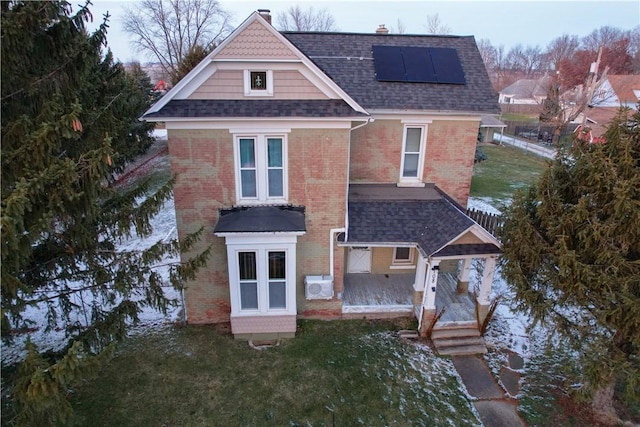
[1,155,180,366]
[357,332,482,426]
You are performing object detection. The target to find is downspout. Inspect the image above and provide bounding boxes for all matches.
[329,117,373,283]
[345,117,374,243]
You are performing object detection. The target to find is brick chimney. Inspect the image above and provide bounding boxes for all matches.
[258,9,272,24]
[376,24,389,35]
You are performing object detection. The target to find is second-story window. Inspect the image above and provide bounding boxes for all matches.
[399,124,427,184]
[235,135,287,203]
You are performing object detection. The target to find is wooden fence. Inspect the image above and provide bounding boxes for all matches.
[466,208,502,238]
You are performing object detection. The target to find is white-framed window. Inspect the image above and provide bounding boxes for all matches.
[237,250,288,312]
[244,70,273,96]
[221,233,301,317]
[391,247,416,269]
[235,135,287,203]
[399,124,427,185]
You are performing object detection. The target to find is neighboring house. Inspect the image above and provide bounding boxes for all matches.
[498,75,551,105]
[141,10,502,341]
[590,74,640,108]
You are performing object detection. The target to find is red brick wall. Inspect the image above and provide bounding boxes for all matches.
[287,128,349,317]
[168,129,234,324]
[350,119,403,183]
[424,120,479,207]
[168,127,350,324]
[349,118,479,206]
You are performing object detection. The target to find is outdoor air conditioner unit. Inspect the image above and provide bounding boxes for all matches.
[304,275,334,300]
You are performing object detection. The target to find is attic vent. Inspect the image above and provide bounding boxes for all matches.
[372,45,466,85]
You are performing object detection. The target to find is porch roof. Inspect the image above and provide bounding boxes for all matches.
[214,205,306,233]
[345,184,488,256]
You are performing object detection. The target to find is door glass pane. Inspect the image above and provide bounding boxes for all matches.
[268,169,283,197]
[241,170,257,197]
[239,138,255,167]
[240,282,258,310]
[403,153,419,177]
[268,252,286,279]
[269,281,286,309]
[267,138,282,167]
[238,252,256,280]
[405,128,422,152]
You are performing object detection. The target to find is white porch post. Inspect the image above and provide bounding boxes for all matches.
[422,259,441,309]
[457,258,472,293]
[418,259,440,336]
[476,256,497,326]
[414,254,428,292]
[477,256,496,306]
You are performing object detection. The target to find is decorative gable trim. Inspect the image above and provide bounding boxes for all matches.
[142,12,368,118]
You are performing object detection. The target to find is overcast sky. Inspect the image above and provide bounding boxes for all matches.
[88,0,640,63]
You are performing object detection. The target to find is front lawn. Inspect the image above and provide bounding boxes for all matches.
[470,143,549,208]
[70,319,482,426]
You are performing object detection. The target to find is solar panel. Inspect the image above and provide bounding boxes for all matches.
[402,47,437,83]
[372,45,466,85]
[429,47,466,85]
[372,45,406,82]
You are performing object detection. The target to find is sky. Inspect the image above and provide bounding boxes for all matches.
[87,0,640,63]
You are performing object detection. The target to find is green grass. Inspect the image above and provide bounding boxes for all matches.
[500,113,538,122]
[470,144,549,207]
[71,319,480,426]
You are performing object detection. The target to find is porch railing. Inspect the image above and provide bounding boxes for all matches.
[466,208,502,238]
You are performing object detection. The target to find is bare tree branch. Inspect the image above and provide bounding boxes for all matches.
[275,5,338,32]
[424,13,450,35]
[122,0,232,84]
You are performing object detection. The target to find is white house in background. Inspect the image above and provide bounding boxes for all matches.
[498,75,552,105]
[590,75,640,108]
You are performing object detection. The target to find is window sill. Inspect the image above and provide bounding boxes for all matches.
[397,181,425,188]
[390,265,416,270]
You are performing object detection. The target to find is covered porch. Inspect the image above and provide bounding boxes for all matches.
[341,271,475,323]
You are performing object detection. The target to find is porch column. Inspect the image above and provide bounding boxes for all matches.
[423,259,440,309]
[412,254,428,314]
[457,258,472,294]
[419,259,440,336]
[476,256,497,324]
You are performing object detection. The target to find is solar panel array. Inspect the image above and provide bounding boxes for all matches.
[372,45,466,85]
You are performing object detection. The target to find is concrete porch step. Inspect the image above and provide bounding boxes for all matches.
[433,336,488,356]
[431,327,480,339]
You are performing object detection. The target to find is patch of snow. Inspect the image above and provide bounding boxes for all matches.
[467,197,505,215]
[1,195,181,366]
[151,129,168,140]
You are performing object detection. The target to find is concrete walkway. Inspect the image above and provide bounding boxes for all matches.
[453,355,527,427]
[493,134,556,159]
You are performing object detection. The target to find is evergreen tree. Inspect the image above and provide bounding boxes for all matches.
[500,106,640,423]
[1,2,210,424]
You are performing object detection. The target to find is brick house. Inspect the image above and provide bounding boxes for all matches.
[142,10,502,342]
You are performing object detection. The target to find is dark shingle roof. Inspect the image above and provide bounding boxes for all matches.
[144,99,365,119]
[214,205,306,233]
[346,184,479,256]
[283,32,499,114]
[347,198,471,256]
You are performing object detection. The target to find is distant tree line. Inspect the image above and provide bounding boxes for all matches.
[477,25,640,92]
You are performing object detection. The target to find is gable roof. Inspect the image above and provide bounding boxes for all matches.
[282,32,499,114]
[606,75,640,104]
[500,75,551,99]
[345,184,500,257]
[142,12,367,120]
